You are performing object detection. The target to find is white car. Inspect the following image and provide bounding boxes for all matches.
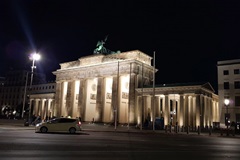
[35,117,82,134]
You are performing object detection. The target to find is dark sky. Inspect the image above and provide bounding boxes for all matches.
[1,0,240,93]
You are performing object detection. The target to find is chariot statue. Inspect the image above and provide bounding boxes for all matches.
[93,35,120,55]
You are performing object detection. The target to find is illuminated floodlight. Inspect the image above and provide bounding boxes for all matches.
[30,53,41,61]
[224,99,230,106]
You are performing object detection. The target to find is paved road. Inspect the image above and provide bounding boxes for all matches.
[0,119,238,137]
[0,119,240,160]
[0,126,240,160]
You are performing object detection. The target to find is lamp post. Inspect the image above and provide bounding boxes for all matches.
[152,51,156,131]
[28,53,41,124]
[224,98,230,136]
[21,71,29,118]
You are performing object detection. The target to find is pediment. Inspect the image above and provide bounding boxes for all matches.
[201,82,215,93]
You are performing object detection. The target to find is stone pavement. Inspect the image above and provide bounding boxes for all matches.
[0,119,239,138]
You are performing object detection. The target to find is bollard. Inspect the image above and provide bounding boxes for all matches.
[165,125,168,133]
[197,126,200,135]
[209,126,212,136]
[170,125,172,133]
[187,126,189,134]
[232,128,235,136]
[220,128,223,136]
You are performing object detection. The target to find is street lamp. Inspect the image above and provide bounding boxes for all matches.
[21,71,29,118]
[28,53,41,124]
[224,98,230,136]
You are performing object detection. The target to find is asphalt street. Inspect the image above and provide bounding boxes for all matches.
[0,120,240,160]
[0,119,239,138]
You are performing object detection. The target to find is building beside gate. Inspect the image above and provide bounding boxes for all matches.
[217,59,240,126]
[136,82,219,128]
[41,50,220,128]
[29,82,56,121]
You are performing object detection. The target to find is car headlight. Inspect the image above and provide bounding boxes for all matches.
[36,123,41,127]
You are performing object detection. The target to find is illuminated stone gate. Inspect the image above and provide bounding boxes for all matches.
[52,50,154,124]
[52,50,220,127]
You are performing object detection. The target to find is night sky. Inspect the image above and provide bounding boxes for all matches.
[1,0,240,93]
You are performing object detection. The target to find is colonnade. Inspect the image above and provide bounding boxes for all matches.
[137,93,219,128]
[30,94,55,121]
[54,74,136,124]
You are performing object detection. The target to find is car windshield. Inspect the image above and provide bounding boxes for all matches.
[48,118,60,123]
[48,118,77,123]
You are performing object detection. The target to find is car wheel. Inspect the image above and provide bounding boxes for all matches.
[40,127,48,133]
[69,127,76,134]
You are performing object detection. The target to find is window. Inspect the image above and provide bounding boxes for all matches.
[234,69,240,74]
[224,82,230,89]
[235,96,240,106]
[59,118,76,123]
[223,70,229,75]
[236,114,240,123]
[234,81,240,89]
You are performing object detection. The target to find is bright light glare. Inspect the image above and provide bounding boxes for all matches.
[30,53,41,61]
[224,99,230,105]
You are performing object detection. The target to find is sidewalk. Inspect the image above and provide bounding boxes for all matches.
[0,119,239,138]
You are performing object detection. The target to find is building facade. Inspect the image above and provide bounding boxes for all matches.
[52,50,153,124]
[0,70,46,118]
[47,50,220,128]
[29,82,56,121]
[136,83,219,128]
[217,59,240,126]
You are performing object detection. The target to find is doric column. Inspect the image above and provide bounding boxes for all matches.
[214,100,220,122]
[72,80,80,118]
[200,94,204,128]
[155,96,160,117]
[192,96,196,128]
[163,95,169,126]
[33,99,40,116]
[66,81,73,117]
[129,73,136,124]
[52,99,57,117]
[184,95,189,126]
[178,94,184,126]
[78,79,86,120]
[40,99,46,120]
[61,81,68,117]
[54,81,62,117]
[209,97,213,126]
[111,76,118,122]
[203,96,207,127]
[47,99,52,120]
[172,98,176,125]
[212,101,216,122]
[137,95,142,126]
[195,94,201,127]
